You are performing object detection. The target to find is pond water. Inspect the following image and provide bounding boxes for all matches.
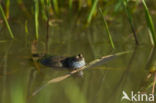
[0,1,156,103]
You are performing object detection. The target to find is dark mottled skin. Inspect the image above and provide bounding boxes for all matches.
[39,54,85,69]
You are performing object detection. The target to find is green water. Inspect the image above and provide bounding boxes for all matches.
[0,0,156,103]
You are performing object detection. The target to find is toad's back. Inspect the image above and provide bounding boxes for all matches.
[39,54,86,69]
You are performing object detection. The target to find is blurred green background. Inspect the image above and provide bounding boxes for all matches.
[0,0,156,103]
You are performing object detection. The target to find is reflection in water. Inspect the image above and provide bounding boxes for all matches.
[143,48,156,94]
[31,51,129,96]
[0,39,154,103]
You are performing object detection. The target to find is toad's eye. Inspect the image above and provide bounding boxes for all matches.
[78,54,83,58]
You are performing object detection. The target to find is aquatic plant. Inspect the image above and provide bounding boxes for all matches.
[52,0,59,14]
[0,4,14,39]
[34,0,39,40]
[87,0,98,24]
[142,0,156,46]
[99,8,115,49]
[123,0,139,45]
